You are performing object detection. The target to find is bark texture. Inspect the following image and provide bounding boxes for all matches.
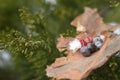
[46,7,120,80]
[46,36,120,80]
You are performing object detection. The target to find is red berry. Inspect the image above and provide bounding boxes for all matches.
[84,36,93,43]
[80,39,87,46]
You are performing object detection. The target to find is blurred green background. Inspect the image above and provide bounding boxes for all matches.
[0,0,120,80]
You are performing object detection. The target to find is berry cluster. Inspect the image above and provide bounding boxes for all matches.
[69,35,105,57]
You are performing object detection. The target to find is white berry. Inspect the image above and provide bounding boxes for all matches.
[69,39,82,52]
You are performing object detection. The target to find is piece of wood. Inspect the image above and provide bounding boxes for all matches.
[56,36,73,52]
[46,35,120,80]
[70,7,119,36]
[46,7,120,80]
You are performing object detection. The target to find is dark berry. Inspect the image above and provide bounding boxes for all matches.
[80,46,91,57]
[87,43,98,53]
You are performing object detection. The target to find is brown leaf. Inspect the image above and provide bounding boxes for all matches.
[46,35,120,80]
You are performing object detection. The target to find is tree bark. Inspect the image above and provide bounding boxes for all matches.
[46,35,120,80]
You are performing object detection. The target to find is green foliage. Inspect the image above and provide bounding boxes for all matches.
[0,7,60,80]
[88,56,120,80]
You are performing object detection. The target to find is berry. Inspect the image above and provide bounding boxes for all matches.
[84,36,93,43]
[93,36,102,42]
[87,43,98,53]
[69,39,82,52]
[80,46,91,57]
[80,39,87,46]
[93,36,104,48]
[94,40,103,48]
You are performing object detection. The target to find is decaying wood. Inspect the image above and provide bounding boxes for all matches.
[46,35,120,80]
[46,7,120,80]
[56,36,73,52]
